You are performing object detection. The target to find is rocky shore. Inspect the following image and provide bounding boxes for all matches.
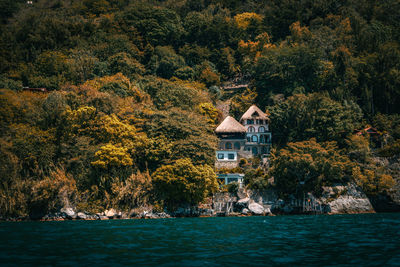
[4,182,400,222]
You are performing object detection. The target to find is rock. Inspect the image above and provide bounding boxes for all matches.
[234,197,250,212]
[328,196,374,214]
[60,207,76,219]
[129,210,138,218]
[99,215,109,220]
[156,212,171,218]
[199,209,213,216]
[241,208,250,215]
[237,188,248,199]
[264,207,271,214]
[104,208,117,218]
[86,214,99,220]
[325,183,375,214]
[77,212,88,220]
[121,212,130,219]
[248,202,265,215]
[173,207,190,217]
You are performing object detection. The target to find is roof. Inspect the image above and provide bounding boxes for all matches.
[240,105,269,122]
[354,127,379,136]
[215,116,246,133]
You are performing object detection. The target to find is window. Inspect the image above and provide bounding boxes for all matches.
[259,120,264,125]
[234,142,241,150]
[259,126,265,133]
[248,126,255,133]
[218,153,225,159]
[260,135,266,143]
[247,137,250,142]
[228,153,235,160]
[225,142,232,149]
[251,135,258,143]
[252,147,258,155]
[247,119,254,125]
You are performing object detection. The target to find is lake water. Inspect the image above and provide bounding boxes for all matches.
[1,213,399,266]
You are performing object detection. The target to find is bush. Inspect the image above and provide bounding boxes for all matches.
[378,139,400,157]
[152,158,218,208]
[226,182,239,194]
[111,171,153,210]
[239,158,248,168]
[30,168,77,218]
[244,168,268,190]
[270,139,355,196]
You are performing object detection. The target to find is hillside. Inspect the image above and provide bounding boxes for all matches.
[0,0,400,219]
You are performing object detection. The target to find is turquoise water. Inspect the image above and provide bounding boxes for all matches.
[1,213,400,266]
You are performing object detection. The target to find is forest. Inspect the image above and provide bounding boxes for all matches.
[0,0,399,218]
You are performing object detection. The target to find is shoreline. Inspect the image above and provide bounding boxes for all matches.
[0,210,387,222]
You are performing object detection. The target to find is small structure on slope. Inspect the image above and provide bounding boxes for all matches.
[215,105,272,186]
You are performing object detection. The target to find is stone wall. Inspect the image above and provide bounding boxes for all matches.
[215,161,238,169]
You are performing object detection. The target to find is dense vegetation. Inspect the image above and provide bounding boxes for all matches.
[0,0,399,217]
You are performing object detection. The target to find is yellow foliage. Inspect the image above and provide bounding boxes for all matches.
[111,171,152,209]
[238,32,275,62]
[91,143,133,168]
[289,21,312,42]
[83,73,129,90]
[356,168,396,195]
[31,167,77,211]
[379,174,396,191]
[198,102,220,125]
[234,12,263,29]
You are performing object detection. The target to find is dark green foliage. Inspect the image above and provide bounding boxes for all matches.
[148,46,186,79]
[252,46,322,100]
[120,4,184,47]
[269,93,363,146]
[244,168,269,190]
[270,139,355,196]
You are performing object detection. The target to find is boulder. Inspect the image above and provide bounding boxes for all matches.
[237,188,248,199]
[241,208,250,215]
[105,208,117,218]
[60,207,76,219]
[248,202,265,215]
[234,197,250,212]
[328,196,374,214]
[325,183,375,214]
[199,209,213,216]
[264,207,271,214]
[156,212,171,218]
[86,214,99,220]
[77,212,88,220]
[129,210,138,218]
[121,212,130,219]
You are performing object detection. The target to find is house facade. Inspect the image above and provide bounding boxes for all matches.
[215,105,272,170]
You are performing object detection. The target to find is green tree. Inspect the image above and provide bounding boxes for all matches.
[270,139,356,196]
[152,158,218,208]
[269,93,363,146]
[148,46,186,79]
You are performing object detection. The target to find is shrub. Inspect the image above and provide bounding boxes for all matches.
[30,168,77,218]
[226,182,239,194]
[270,139,355,196]
[152,158,218,208]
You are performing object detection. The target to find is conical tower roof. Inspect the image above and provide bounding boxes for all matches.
[240,105,269,122]
[215,116,246,133]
